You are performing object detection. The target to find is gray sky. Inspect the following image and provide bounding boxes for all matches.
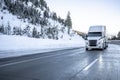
[46,0,120,35]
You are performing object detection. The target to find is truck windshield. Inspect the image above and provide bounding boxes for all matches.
[88,32,102,37]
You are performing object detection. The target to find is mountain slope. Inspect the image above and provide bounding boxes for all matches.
[0,0,81,40]
[0,0,74,39]
[0,0,85,58]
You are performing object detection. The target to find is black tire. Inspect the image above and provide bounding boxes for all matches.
[104,43,108,49]
[101,43,104,50]
[106,44,108,48]
[105,42,108,49]
[86,48,88,51]
[104,45,107,49]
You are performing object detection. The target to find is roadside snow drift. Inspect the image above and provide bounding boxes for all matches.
[0,35,85,58]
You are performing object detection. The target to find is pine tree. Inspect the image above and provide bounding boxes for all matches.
[1,16,3,20]
[44,10,49,18]
[117,31,120,39]
[40,0,47,8]
[17,27,22,35]
[13,27,22,35]
[0,24,4,33]
[52,12,57,21]
[34,0,39,7]
[32,27,37,38]
[22,25,31,36]
[65,11,72,34]
[111,36,117,40]
[13,27,16,35]
[7,22,11,35]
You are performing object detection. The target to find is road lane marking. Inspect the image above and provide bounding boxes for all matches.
[0,54,63,68]
[0,48,84,68]
[83,59,98,71]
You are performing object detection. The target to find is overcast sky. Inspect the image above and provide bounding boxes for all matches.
[46,0,120,35]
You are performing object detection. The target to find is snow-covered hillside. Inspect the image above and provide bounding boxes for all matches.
[0,0,76,39]
[0,0,85,58]
[0,9,74,39]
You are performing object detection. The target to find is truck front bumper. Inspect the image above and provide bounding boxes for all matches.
[86,44,103,49]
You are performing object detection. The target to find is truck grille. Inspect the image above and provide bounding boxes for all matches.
[89,40,97,46]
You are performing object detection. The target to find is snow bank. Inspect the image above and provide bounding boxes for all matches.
[0,35,85,58]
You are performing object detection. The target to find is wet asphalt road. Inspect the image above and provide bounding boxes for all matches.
[0,44,120,80]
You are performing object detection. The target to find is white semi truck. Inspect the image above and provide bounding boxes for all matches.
[85,25,108,50]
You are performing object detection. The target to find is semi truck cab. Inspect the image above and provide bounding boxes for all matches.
[85,25,108,50]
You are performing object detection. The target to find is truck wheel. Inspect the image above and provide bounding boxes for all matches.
[104,44,106,49]
[104,46,106,49]
[86,48,88,51]
[104,43,107,49]
[106,44,108,48]
[106,43,108,48]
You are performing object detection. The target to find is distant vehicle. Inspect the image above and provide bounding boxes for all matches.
[85,25,108,50]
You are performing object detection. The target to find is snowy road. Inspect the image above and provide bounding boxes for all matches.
[0,44,120,80]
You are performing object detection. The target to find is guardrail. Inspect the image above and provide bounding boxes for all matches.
[108,40,120,45]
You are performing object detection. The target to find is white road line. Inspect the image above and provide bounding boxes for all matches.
[0,48,83,68]
[0,57,42,68]
[0,53,63,68]
[83,59,98,71]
